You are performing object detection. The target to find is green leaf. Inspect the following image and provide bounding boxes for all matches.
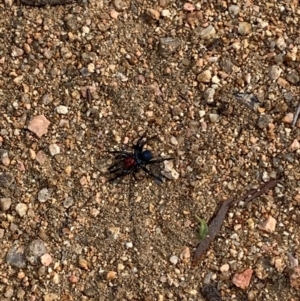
[195,215,208,241]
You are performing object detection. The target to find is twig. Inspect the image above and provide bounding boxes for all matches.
[192,179,279,266]
[292,103,300,127]
[86,87,92,103]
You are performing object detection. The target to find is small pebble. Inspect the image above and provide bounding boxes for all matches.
[261,216,276,233]
[203,87,215,103]
[257,114,272,129]
[6,245,26,268]
[52,273,59,284]
[269,65,283,80]
[113,0,129,11]
[28,115,51,138]
[161,9,170,17]
[38,188,52,203]
[56,105,69,115]
[162,161,179,180]
[15,203,28,217]
[79,256,89,270]
[229,4,240,16]
[170,136,178,145]
[69,274,79,283]
[117,263,125,271]
[209,113,220,123]
[197,70,212,83]
[262,171,270,182]
[43,293,59,301]
[282,112,293,123]
[289,139,300,151]
[125,241,133,249]
[106,271,117,280]
[183,3,195,11]
[43,49,53,59]
[63,197,74,209]
[0,197,12,211]
[4,287,14,298]
[17,288,26,299]
[49,144,60,156]
[232,268,253,289]
[26,239,47,265]
[13,75,23,85]
[41,253,52,266]
[276,36,287,51]
[180,246,190,264]
[107,226,120,239]
[220,263,230,273]
[11,46,24,57]
[290,266,300,289]
[199,25,216,40]
[169,255,179,265]
[146,8,160,20]
[238,22,252,35]
[0,149,10,166]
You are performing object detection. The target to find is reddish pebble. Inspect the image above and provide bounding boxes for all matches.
[110,10,119,19]
[28,115,50,138]
[41,253,52,266]
[106,271,117,280]
[183,3,195,11]
[18,271,26,279]
[289,139,300,151]
[282,112,293,123]
[290,266,300,290]
[180,246,191,264]
[36,151,47,165]
[17,161,26,171]
[69,274,79,283]
[261,216,276,233]
[232,268,253,289]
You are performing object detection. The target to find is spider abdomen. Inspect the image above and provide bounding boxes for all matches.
[141,150,153,162]
[123,156,136,169]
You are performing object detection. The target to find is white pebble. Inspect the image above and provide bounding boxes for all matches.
[169,255,179,265]
[49,144,60,156]
[161,9,170,17]
[82,26,90,34]
[199,110,206,118]
[170,136,178,146]
[125,241,133,249]
[38,188,52,203]
[56,105,69,115]
[220,263,230,273]
[15,203,28,217]
[209,113,220,123]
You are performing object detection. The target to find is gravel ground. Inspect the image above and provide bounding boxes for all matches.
[0,0,300,300]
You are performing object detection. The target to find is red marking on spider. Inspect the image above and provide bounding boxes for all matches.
[123,157,136,169]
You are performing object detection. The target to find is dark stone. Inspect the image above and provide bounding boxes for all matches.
[6,245,27,268]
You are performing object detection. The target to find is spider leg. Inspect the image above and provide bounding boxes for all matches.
[107,150,132,155]
[109,167,135,182]
[141,165,163,183]
[132,171,139,181]
[108,159,125,171]
[108,165,124,173]
[134,134,158,153]
[133,134,147,152]
[113,154,130,160]
[109,171,128,182]
[145,157,174,164]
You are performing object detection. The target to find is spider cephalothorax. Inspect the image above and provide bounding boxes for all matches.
[107,134,174,183]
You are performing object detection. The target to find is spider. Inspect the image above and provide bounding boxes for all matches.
[107,134,174,183]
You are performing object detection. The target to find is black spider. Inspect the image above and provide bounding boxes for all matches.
[107,134,174,183]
